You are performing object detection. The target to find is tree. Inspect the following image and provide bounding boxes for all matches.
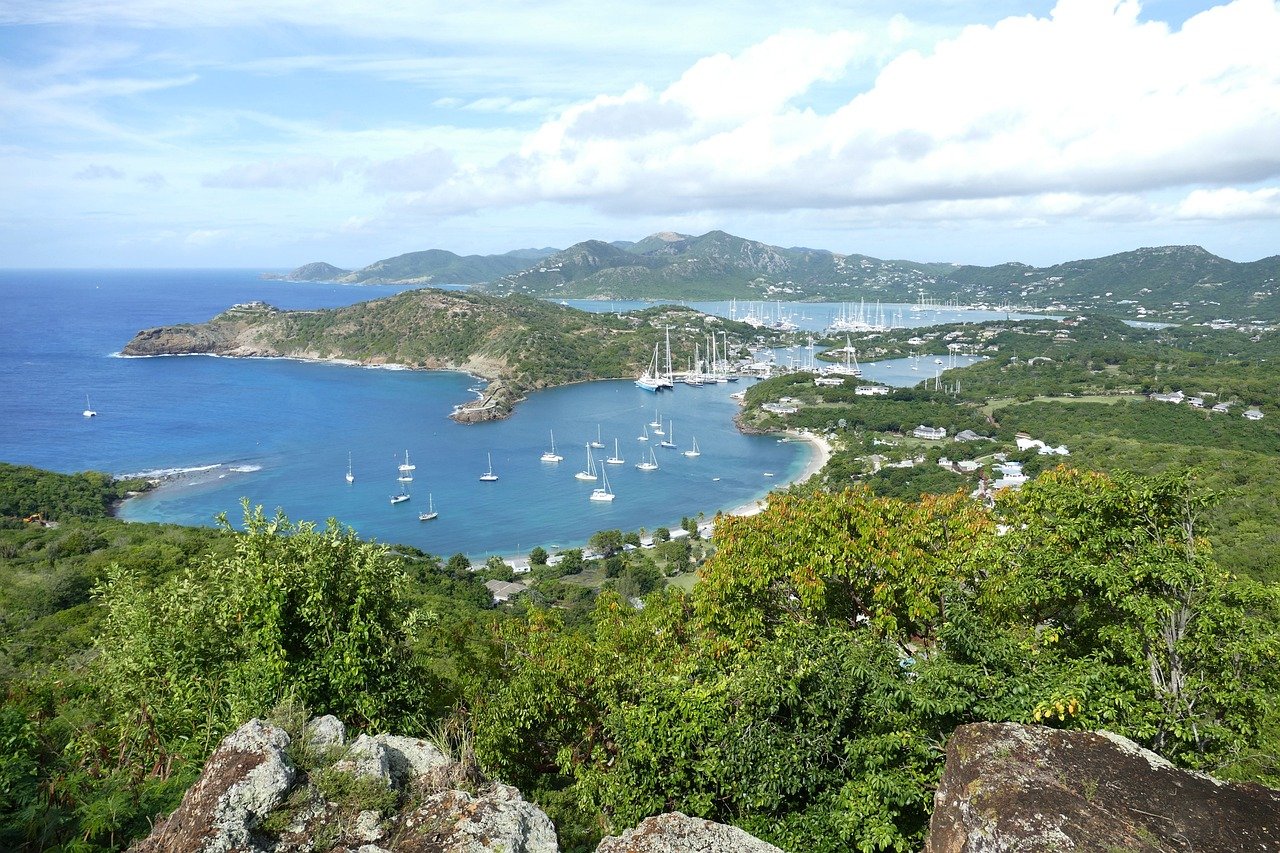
[529,546,549,566]
[589,529,625,558]
[557,548,584,575]
[446,552,472,576]
[653,527,671,543]
[93,504,431,770]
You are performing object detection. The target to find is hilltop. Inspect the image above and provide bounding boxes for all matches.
[268,231,1280,321]
[267,247,557,285]
[120,290,771,422]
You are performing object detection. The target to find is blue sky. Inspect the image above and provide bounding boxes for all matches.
[2,0,1277,268]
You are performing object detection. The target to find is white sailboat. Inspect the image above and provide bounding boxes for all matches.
[418,494,438,521]
[635,447,659,471]
[637,423,649,441]
[540,430,563,463]
[590,425,605,449]
[589,466,615,502]
[390,458,411,503]
[575,445,598,481]
[606,438,625,465]
[659,421,676,448]
[82,394,96,418]
[636,342,663,391]
[683,437,701,458]
[480,452,499,482]
[346,452,354,484]
[649,409,662,429]
[397,450,415,482]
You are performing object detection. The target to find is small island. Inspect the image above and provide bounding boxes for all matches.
[121,289,775,422]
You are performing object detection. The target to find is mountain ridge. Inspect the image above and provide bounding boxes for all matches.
[265,232,1280,321]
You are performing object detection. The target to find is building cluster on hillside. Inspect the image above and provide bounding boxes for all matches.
[1148,390,1263,419]
[1015,433,1070,456]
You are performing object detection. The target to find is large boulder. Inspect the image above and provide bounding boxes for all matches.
[926,722,1280,853]
[130,718,294,853]
[391,783,558,853]
[595,812,784,853]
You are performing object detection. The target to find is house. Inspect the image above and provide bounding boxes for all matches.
[855,385,891,396]
[484,579,529,604]
[1150,390,1185,404]
[1243,408,1265,421]
[1211,402,1231,413]
[954,429,991,442]
[1187,397,1205,409]
[913,425,947,440]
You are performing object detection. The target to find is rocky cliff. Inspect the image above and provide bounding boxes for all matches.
[925,722,1280,853]
[130,717,780,853]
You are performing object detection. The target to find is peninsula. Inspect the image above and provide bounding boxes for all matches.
[121,288,771,422]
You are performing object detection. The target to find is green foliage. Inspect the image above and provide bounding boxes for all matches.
[468,469,1280,852]
[0,463,148,521]
[94,503,430,756]
[529,546,549,566]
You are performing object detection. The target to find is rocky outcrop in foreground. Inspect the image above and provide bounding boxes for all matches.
[926,722,1280,853]
[132,718,776,853]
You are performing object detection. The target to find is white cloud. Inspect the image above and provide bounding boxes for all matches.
[399,0,1280,224]
[1176,186,1280,219]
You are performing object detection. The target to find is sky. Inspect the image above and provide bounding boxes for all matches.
[2,0,1278,269]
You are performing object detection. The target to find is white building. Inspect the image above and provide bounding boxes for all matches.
[913,425,947,440]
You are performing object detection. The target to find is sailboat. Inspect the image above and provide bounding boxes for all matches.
[575,445,598,481]
[683,437,701,458]
[540,430,563,463]
[390,459,411,504]
[345,452,354,484]
[418,494,438,521]
[82,394,97,418]
[606,438,625,465]
[650,409,662,429]
[636,342,663,391]
[397,450,415,481]
[637,423,649,441]
[635,447,659,471]
[590,425,605,449]
[659,421,676,449]
[589,466,615,502]
[480,452,499,482]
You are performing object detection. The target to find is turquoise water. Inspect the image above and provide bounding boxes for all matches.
[0,270,806,558]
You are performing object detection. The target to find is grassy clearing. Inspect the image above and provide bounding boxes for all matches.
[982,394,1132,416]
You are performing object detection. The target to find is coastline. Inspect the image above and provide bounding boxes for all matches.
[720,428,831,519]
[493,427,832,567]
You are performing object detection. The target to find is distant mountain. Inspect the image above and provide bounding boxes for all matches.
[261,261,352,282]
[267,249,545,286]
[486,233,1280,321]
[501,247,560,261]
[266,234,1280,321]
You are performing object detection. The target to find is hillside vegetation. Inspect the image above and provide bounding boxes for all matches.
[3,459,1277,852]
[120,289,774,421]
[272,230,1280,321]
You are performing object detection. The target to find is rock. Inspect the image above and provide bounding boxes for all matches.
[925,722,1280,853]
[595,812,784,853]
[393,782,558,853]
[306,714,346,750]
[130,718,294,853]
[374,734,450,788]
[333,734,393,788]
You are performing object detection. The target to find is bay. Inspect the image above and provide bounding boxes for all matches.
[0,270,806,559]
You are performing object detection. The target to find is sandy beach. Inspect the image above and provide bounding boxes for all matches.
[721,428,832,519]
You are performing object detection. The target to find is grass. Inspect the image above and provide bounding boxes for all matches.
[981,394,1132,416]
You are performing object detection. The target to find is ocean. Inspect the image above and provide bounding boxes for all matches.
[1,271,1015,558]
[0,270,813,559]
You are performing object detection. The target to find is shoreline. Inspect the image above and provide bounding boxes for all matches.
[719,428,831,520]
[491,427,831,567]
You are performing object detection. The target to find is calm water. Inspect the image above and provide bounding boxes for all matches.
[0,270,810,558]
